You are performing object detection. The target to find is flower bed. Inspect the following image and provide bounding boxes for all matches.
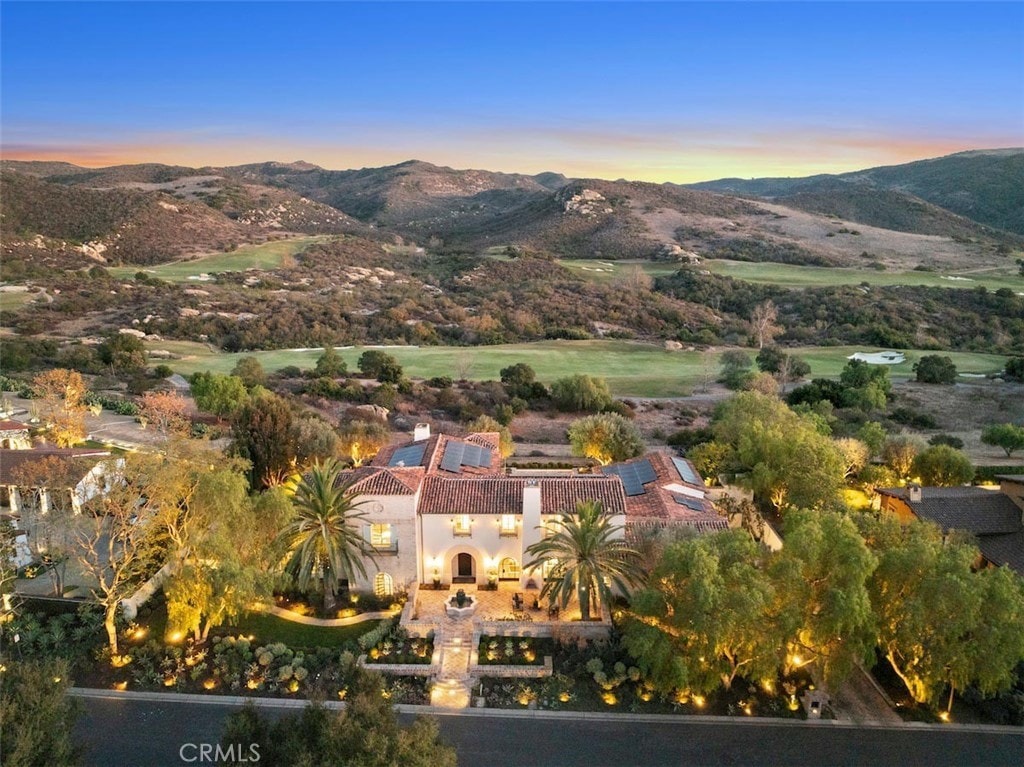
[77,626,428,705]
[477,637,811,717]
[274,590,405,620]
[362,619,434,664]
[477,635,551,666]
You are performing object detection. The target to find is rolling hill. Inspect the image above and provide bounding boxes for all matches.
[688,149,1024,236]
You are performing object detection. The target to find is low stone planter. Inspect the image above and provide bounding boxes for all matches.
[470,656,553,678]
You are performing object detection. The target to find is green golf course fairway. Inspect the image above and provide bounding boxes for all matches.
[149,339,1008,398]
[556,257,1024,292]
[109,236,333,282]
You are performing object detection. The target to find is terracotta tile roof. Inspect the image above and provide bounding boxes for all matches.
[372,434,441,469]
[0,447,110,486]
[540,477,626,516]
[419,476,526,514]
[601,451,721,524]
[343,466,424,496]
[0,420,28,432]
[373,431,503,476]
[626,516,729,544]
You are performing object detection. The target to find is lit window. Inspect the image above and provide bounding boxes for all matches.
[453,514,472,536]
[499,557,521,580]
[370,523,392,547]
[499,514,517,536]
[374,572,394,597]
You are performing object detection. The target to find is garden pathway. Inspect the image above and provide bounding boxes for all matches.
[430,613,475,708]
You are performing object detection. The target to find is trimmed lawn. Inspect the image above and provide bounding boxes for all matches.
[223,612,380,649]
[108,236,333,282]
[151,339,1009,398]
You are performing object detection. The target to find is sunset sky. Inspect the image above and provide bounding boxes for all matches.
[2,1,1022,181]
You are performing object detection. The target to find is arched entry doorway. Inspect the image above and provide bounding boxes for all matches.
[452,552,475,583]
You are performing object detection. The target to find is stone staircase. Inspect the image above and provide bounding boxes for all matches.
[429,613,476,708]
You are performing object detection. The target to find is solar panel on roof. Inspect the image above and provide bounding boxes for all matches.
[605,463,646,496]
[672,457,701,485]
[440,443,464,473]
[464,444,485,467]
[476,447,493,467]
[674,495,705,512]
[635,459,656,485]
[389,443,427,467]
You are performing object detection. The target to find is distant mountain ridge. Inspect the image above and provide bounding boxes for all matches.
[2,149,1020,272]
[687,148,1024,235]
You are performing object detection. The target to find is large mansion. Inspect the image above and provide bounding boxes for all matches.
[341,425,726,596]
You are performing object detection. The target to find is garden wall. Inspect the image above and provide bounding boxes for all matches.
[356,655,440,677]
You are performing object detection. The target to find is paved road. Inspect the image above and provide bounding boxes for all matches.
[74,695,1023,767]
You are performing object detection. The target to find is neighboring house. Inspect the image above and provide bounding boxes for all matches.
[0,419,31,449]
[339,425,726,597]
[0,446,113,516]
[1,446,115,578]
[875,477,1024,575]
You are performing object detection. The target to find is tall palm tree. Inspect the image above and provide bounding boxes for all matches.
[525,500,642,621]
[275,459,377,609]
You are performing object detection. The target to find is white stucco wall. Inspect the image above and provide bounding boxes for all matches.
[348,492,419,594]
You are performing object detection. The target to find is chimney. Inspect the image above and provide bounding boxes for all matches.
[908,483,922,503]
[413,423,430,442]
[520,480,542,588]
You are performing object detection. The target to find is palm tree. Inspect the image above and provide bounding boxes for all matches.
[275,459,377,610]
[524,500,642,621]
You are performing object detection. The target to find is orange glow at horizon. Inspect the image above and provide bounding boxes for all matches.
[2,128,1018,183]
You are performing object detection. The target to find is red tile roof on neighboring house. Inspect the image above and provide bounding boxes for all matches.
[0,447,110,486]
[0,420,28,432]
[419,476,526,515]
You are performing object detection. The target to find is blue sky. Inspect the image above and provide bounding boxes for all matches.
[2,1,1022,180]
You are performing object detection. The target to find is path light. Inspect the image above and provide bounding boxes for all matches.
[692,695,705,708]
[939,711,951,722]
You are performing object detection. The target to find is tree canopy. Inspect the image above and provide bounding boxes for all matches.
[914,355,958,384]
[711,392,846,511]
[314,346,348,378]
[981,423,1024,458]
[220,670,456,767]
[550,374,613,412]
[624,530,784,694]
[357,350,403,383]
[911,445,974,486]
[567,412,644,465]
[524,500,641,621]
